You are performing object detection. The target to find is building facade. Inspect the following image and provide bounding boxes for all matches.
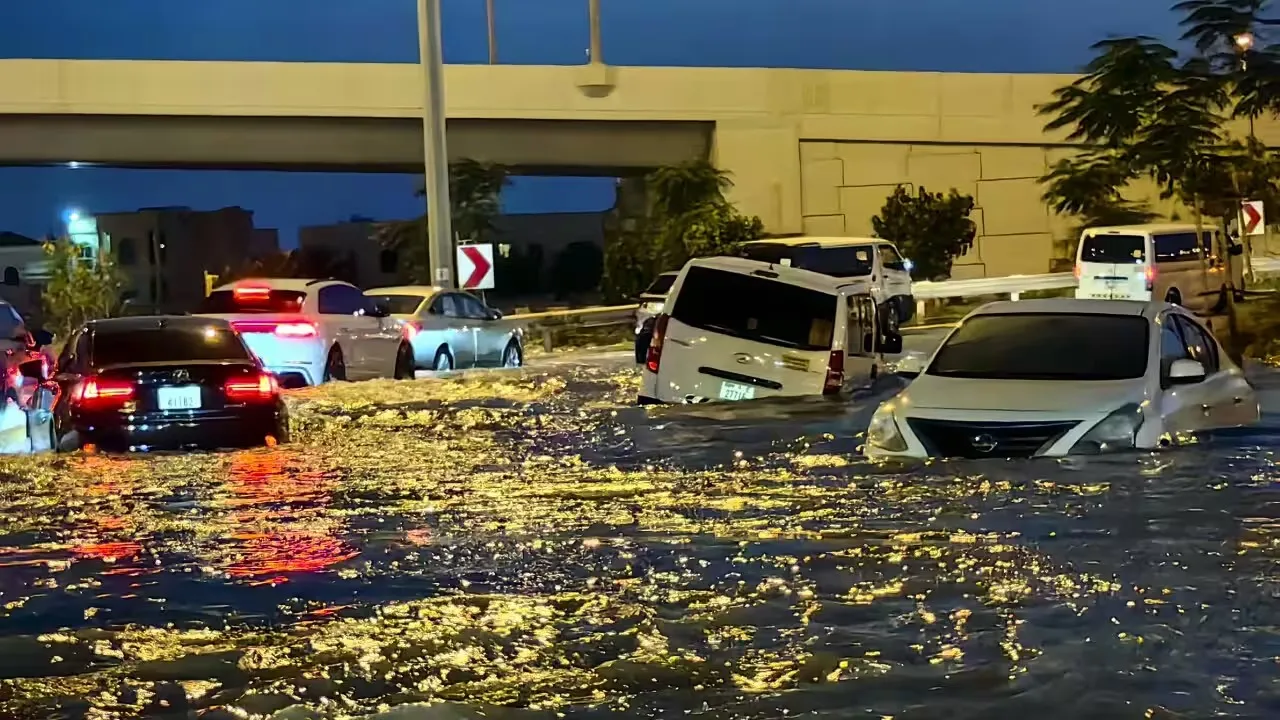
[95,206,272,312]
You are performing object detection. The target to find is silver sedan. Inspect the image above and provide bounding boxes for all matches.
[364,286,524,371]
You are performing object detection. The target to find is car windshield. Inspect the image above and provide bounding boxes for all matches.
[741,243,874,277]
[367,294,427,314]
[1080,234,1145,264]
[643,274,677,296]
[928,313,1149,380]
[669,266,836,351]
[92,326,252,366]
[200,289,307,314]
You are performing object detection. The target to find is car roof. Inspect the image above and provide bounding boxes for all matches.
[1083,223,1208,236]
[211,277,346,292]
[365,285,445,297]
[87,315,234,332]
[685,255,861,292]
[966,298,1168,319]
[743,236,881,248]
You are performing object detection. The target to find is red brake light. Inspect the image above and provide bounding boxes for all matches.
[402,320,422,339]
[823,350,844,395]
[224,372,278,402]
[1145,265,1156,290]
[274,322,317,337]
[1073,263,1082,279]
[233,284,271,300]
[646,315,669,373]
[75,377,134,408]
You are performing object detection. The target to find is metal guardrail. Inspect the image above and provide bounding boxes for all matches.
[503,255,1280,349]
[505,304,639,352]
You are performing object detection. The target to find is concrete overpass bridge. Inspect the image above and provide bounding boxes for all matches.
[3,59,1276,278]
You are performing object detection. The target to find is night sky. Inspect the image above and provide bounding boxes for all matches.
[0,0,1181,246]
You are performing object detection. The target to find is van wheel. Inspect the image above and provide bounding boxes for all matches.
[880,304,900,335]
[1165,288,1182,306]
[323,346,347,382]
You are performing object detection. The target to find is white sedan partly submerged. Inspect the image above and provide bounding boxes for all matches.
[865,298,1259,459]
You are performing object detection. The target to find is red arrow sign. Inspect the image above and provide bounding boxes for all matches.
[1243,201,1263,235]
[460,245,491,288]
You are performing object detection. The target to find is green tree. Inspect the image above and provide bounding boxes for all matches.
[374,159,511,283]
[41,238,124,340]
[870,186,977,281]
[601,160,765,301]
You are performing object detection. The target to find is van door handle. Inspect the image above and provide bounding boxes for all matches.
[1234,397,1244,404]
[1202,404,1211,415]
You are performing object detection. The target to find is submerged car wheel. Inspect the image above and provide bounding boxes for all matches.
[433,346,454,371]
[502,340,523,368]
[393,343,415,379]
[323,346,347,382]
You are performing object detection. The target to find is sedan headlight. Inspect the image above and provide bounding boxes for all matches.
[866,404,907,452]
[1069,403,1144,454]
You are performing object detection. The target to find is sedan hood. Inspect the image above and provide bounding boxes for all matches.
[900,374,1148,414]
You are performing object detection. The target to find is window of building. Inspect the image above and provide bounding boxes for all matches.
[2,267,18,286]
[379,249,398,274]
[117,237,138,266]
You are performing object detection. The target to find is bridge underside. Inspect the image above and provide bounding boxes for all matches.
[0,116,713,175]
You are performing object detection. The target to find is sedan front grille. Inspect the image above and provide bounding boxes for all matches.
[906,418,1082,459]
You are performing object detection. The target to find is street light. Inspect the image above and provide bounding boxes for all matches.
[416,0,455,288]
[1235,31,1255,51]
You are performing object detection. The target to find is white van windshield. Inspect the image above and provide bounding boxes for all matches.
[669,266,837,351]
[1081,234,1145,264]
[741,244,874,277]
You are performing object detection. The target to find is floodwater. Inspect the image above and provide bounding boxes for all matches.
[0,358,1279,719]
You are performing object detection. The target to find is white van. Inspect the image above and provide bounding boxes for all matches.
[638,257,900,405]
[1074,223,1244,311]
[740,237,915,325]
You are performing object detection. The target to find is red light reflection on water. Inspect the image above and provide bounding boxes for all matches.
[220,450,358,584]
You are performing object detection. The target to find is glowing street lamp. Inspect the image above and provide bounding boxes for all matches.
[1235,31,1255,51]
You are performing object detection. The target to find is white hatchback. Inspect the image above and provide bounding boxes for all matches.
[200,279,414,387]
[865,298,1259,459]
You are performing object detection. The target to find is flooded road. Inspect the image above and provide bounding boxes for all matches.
[1,355,1279,719]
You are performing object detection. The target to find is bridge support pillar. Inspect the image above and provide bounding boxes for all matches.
[712,118,802,235]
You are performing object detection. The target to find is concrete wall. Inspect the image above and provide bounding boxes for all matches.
[4,60,1278,276]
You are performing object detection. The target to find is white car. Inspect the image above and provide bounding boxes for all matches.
[364,286,524,371]
[741,237,915,326]
[200,279,414,386]
[640,256,898,404]
[865,298,1259,459]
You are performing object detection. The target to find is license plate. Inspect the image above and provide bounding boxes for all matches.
[718,381,755,401]
[157,386,202,410]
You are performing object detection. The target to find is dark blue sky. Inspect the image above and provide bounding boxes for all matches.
[0,0,1181,246]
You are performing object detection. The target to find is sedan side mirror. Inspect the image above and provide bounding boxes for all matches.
[1168,358,1206,384]
[31,330,53,348]
[488,309,503,320]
